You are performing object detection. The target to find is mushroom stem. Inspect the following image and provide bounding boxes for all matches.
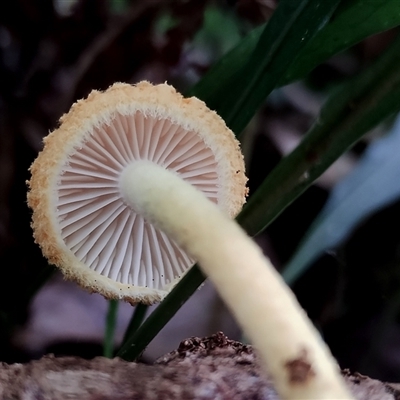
[120,160,353,400]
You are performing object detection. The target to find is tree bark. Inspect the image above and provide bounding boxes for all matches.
[0,332,398,399]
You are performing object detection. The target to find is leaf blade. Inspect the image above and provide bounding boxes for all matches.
[282,118,400,285]
[239,32,400,239]
[190,0,400,109]
[196,0,342,134]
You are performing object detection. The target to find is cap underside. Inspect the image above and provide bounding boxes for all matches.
[58,112,220,290]
[28,81,247,304]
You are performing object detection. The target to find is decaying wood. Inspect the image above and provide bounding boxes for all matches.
[0,332,398,399]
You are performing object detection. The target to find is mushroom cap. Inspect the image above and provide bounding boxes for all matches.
[27,81,248,304]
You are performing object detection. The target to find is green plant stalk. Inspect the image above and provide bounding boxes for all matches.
[117,266,205,359]
[103,299,119,358]
[121,303,148,345]
[118,33,400,362]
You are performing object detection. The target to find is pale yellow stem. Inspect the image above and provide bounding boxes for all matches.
[120,161,354,400]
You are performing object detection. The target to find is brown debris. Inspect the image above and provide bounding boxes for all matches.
[283,348,315,385]
[0,332,399,399]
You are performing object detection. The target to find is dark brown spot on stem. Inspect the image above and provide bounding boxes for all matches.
[284,348,315,385]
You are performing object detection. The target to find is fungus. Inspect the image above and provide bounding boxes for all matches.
[27,81,247,304]
[27,81,353,399]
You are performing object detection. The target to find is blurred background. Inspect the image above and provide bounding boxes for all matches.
[1,0,400,383]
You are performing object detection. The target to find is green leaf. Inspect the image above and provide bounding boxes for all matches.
[121,303,148,345]
[192,0,342,135]
[282,115,400,285]
[103,300,119,358]
[239,31,400,240]
[285,0,400,83]
[186,24,262,101]
[189,0,400,111]
[117,266,205,360]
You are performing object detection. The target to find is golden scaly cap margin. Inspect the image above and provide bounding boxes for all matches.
[27,81,248,305]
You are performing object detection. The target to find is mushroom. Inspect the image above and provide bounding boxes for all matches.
[27,81,353,399]
[27,82,247,304]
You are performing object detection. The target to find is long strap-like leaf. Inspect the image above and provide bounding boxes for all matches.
[190,0,400,119]
[204,0,341,135]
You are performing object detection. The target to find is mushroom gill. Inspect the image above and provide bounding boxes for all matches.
[28,81,247,304]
